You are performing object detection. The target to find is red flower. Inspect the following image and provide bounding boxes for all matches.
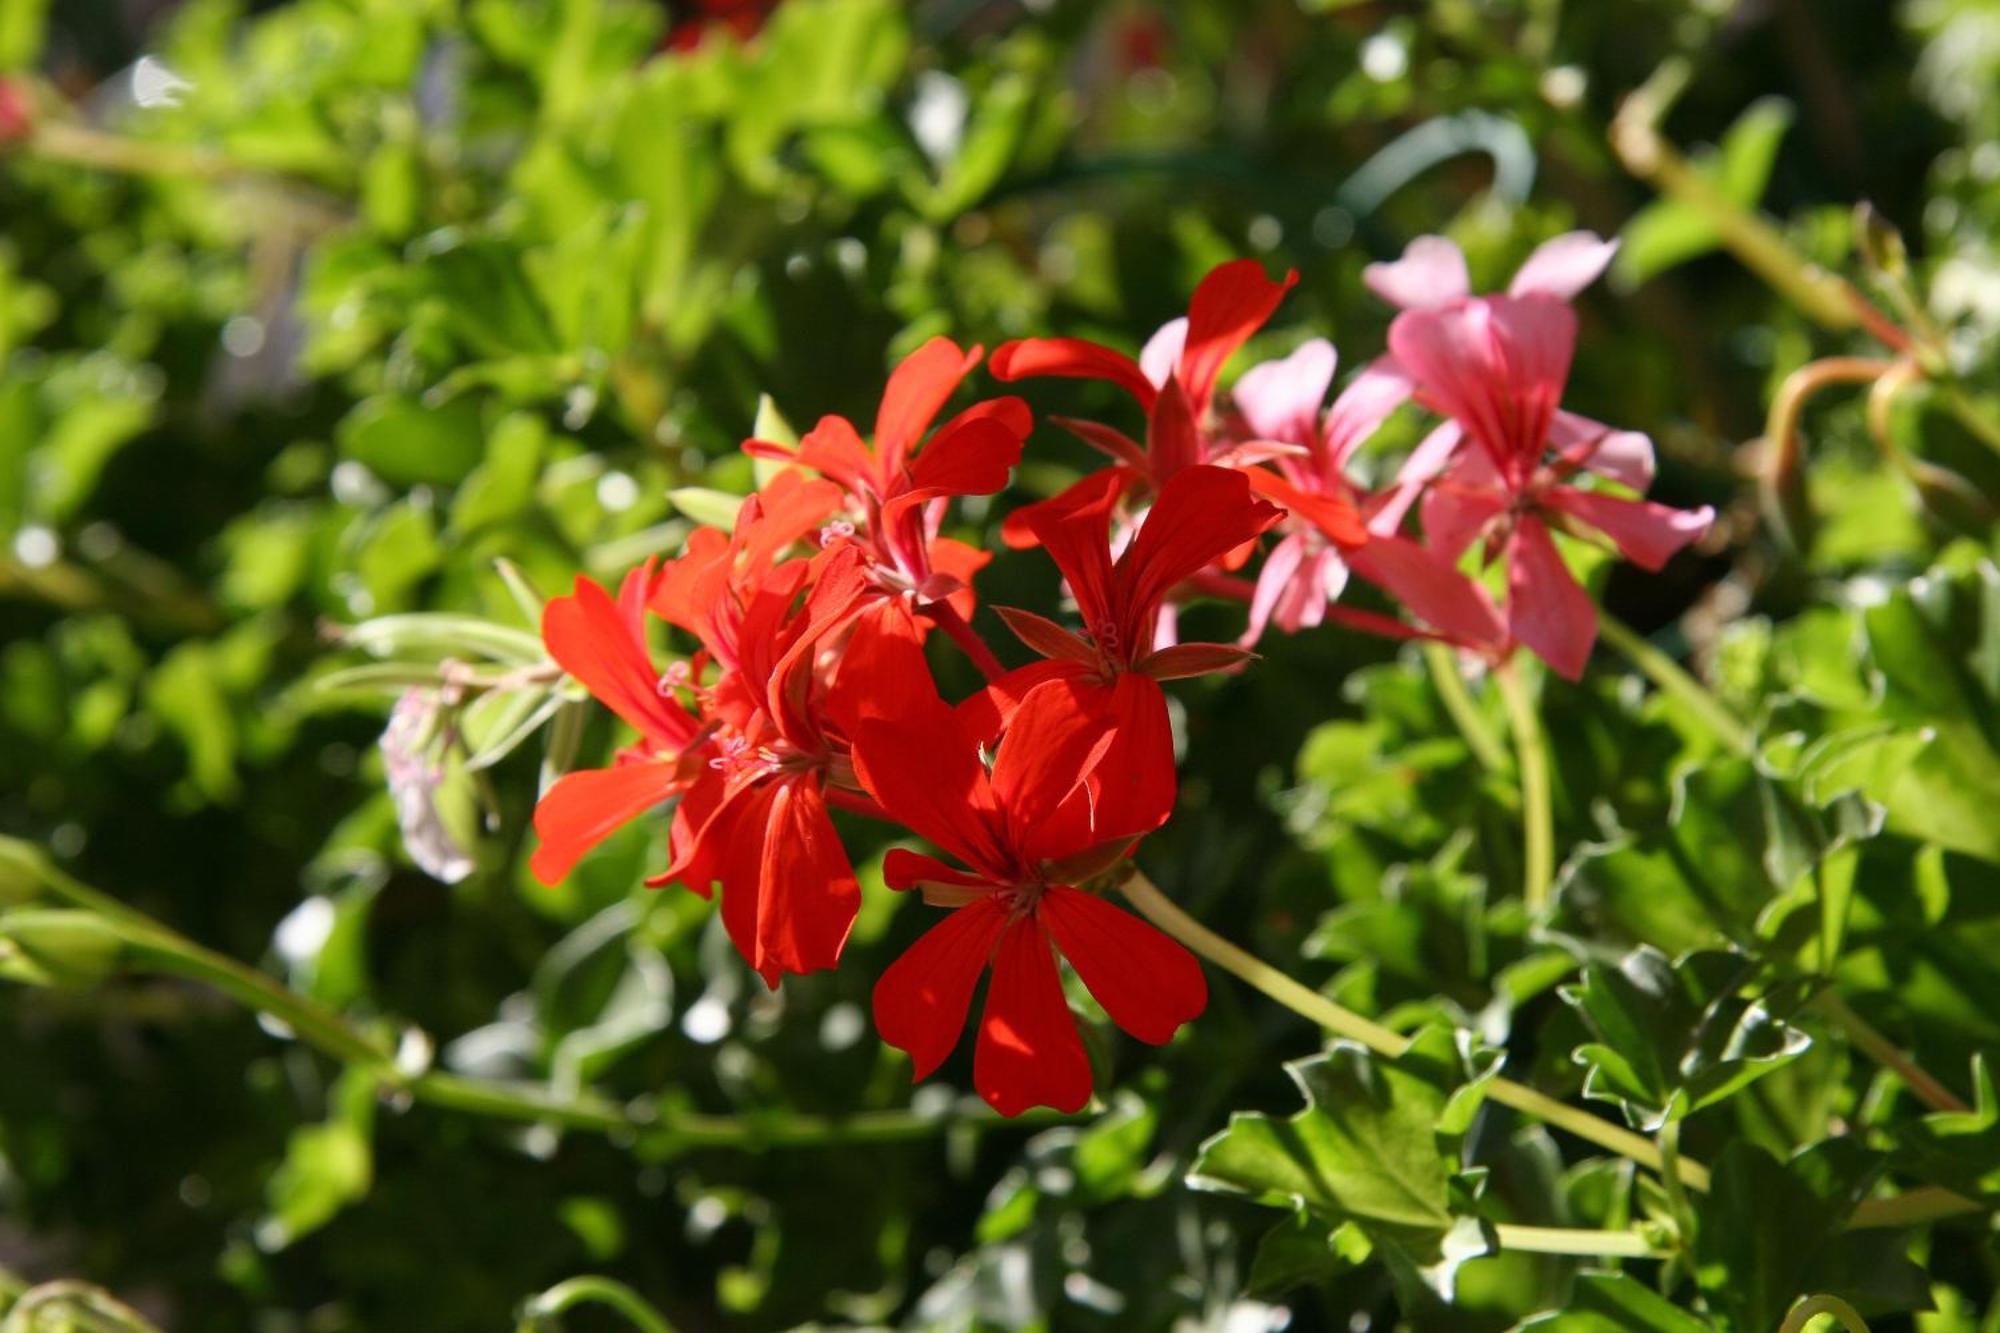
[529,563,706,885]
[530,477,870,986]
[849,622,1206,1115]
[990,260,1297,545]
[976,464,1283,836]
[644,498,879,985]
[745,337,1030,623]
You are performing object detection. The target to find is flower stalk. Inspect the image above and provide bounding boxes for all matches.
[517,1277,675,1333]
[1494,659,1555,913]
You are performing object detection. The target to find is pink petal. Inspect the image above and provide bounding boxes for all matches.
[1322,358,1413,466]
[1506,518,1597,680]
[1233,339,1335,444]
[1140,318,1188,391]
[1509,231,1619,300]
[1551,411,1655,492]
[1371,420,1464,535]
[1388,295,1577,480]
[1543,488,1714,571]
[1364,235,1471,310]
[1349,536,1506,651]
[1242,531,1307,646]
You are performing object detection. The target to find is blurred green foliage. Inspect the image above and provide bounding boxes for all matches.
[4,0,2000,1330]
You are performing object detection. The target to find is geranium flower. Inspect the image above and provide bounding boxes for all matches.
[745,337,1030,627]
[849,624,1206,1115]
[529,563,706,885]
[990,259,1297,544]
[1227,340,1507,652]
[977,464,1283,836]
[644,498,880,984]
[1386,291,1713,678]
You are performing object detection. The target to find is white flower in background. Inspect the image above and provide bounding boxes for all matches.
[381,689,472,884]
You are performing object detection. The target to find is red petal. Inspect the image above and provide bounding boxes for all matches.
[1039,884,1206,1044]
[974,917,1093,1115]
[1246,468,1367,549]
[1118,465,1284,645]
[743,778,860,984]
[876,338,981,477]
[528,760,684,885]
[990,675,1119,848]
[1028,673,1175,860]
[990,337,1158,410]
[1147,378,1204,479]
[543,575,699,749]
[955,659,1085,748]
[882,848,993,893]
[850,681,1008,879]
[1179,260,1297,417]
[873,897,1007,1081]
[793,415,878,499]
[1052,415,1150,470]
[993,605,1098,666]
[998,465,1139,550]
[1137,641,1256,680]
[1019,468,1127,637]
[904,414,1023,496]
[1506,518,1596,680]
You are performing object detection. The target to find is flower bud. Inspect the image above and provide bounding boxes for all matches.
[0,838,50,907]
[0,910,126,988]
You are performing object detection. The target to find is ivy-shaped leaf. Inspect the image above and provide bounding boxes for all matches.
[1564,946,1811,1130]
[1189,1027,1496,1302]
[1895,1053,2000,1202]
[1515,1270,1716,1333]
[1693,1139,1928,1333]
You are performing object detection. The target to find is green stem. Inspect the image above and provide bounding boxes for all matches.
[1491,1223,1669,1259]
[1778,1294,1871,1333]
[3,838,1067,1152]
[517,1277,674,1333]
[1495,660,1554,913]
[1424,642,1509,774]
[1655,1118,1699,1249]
[0,1280,163,1333]
[1595,613,1755,756]
[1117,869,1706,1191]
[1813,992,1970,1114]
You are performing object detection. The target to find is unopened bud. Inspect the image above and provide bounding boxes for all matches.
[0,909,125,988]
[0,838,50,907]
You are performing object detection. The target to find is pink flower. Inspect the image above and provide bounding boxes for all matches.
[1369,235,1714,678]
[1225,340,1508,654]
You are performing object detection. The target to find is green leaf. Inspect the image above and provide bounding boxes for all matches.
[1618,98,1794,284]
[1515,1271,1715,1333]
[1895,1054,2000,1202]
[1693,1139,1926,1332]
[260,1067,377,1249]
[338,395,486,489]
[1190,1027,1495,1300]
[1564,945,1811,1130]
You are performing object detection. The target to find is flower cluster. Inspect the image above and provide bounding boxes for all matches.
[529,237,1713,1115]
